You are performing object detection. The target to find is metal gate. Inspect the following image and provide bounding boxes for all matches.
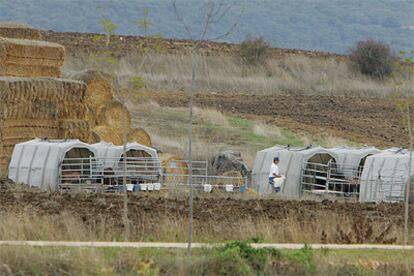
[58,157,246,193]
[301,160,361,197]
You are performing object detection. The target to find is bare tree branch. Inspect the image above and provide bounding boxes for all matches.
[171,0,239,52]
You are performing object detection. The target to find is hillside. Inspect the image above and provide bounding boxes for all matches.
[1,0,414,53]
[46,30,412,163]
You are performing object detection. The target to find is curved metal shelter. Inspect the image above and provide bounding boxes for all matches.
[359,148,412,202]
[329,147,381,178]
[8,138,96,190]
[252,145,337,197]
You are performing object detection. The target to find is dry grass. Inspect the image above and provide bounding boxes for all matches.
[63,53,411,97]
[193,107,230,128]
[0,202,403,244]
[128,102,355,167]
[252,122,282,138]
[2,244,414,275]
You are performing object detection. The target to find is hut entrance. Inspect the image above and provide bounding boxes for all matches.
[60,147,95,186]
[119,149,159,183]
[121,149,151,159]
[357,155,372,178]
[301,153,336,194]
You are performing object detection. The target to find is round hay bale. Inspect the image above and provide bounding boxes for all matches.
[70,70,114,111]
[88,130,101,144]
[127,128,151,147]
[83,105,98,127]
[98,100,132,129]
[91,125,124,145]
[221,170,244,186]
[159,153,188,185]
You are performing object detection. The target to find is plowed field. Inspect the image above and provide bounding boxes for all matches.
[143,91,405,148]
[42,31,344,59]
[1,189,412,244]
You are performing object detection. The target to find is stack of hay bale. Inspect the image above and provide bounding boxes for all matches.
[71,69,152,147]
[0,23,90,175]
[0,23,152,176]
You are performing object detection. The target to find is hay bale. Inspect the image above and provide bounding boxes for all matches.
[0,22,42,40]
[0,77,85,102]
[84,106,98,128]
[0,157,9,176]
[91,125,124,145]
[0,117,60,175]
[0,78,87,120]
[58,101,87,120]
[70,70,114,112]
[0,38,64,78]
[221,170,244,186]
[58,120,91,142]
[61,79,87,101]
[159,153,189,184]
[98,100,132,129]
[1,99,58,120]
[1,119,59,143]
[127,128,152,147]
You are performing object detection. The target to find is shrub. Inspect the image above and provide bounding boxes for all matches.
[349,39,396,79]
[286,245,316,273]
[238,37,271,66]
[208,240,281,274]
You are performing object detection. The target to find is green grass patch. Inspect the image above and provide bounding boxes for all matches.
[2,243,414,275]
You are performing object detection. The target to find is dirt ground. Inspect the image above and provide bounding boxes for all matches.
[142,91,405,148]
[42,31,345,59]
[1,189,412,244]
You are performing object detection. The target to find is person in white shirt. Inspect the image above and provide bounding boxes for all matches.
[269,157,282,192]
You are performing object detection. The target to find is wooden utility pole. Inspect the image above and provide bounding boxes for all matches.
[404,101,413,245]
[187,54,196,255]
[171,0,239,257]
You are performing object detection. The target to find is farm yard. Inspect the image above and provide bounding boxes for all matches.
[0,18,414,275]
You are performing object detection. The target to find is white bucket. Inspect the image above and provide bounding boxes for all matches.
[225,184,234,192]
[204,184,212,193]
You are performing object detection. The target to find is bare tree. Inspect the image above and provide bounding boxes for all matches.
[171,0,239,256]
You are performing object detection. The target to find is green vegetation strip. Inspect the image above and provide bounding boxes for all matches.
[1,241,414,275]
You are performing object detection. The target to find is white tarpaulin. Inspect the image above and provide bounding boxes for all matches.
[359,149,412,202]
[91,142,159,168]
[252,145,337,197]
[329,147,381,178]
[8,139,96,190]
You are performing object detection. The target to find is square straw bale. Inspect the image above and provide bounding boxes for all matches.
[0,22,42,40]
[0,38,65,77]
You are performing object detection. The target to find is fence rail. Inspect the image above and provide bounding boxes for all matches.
[301,161,361,197]
[58,157,246,193]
